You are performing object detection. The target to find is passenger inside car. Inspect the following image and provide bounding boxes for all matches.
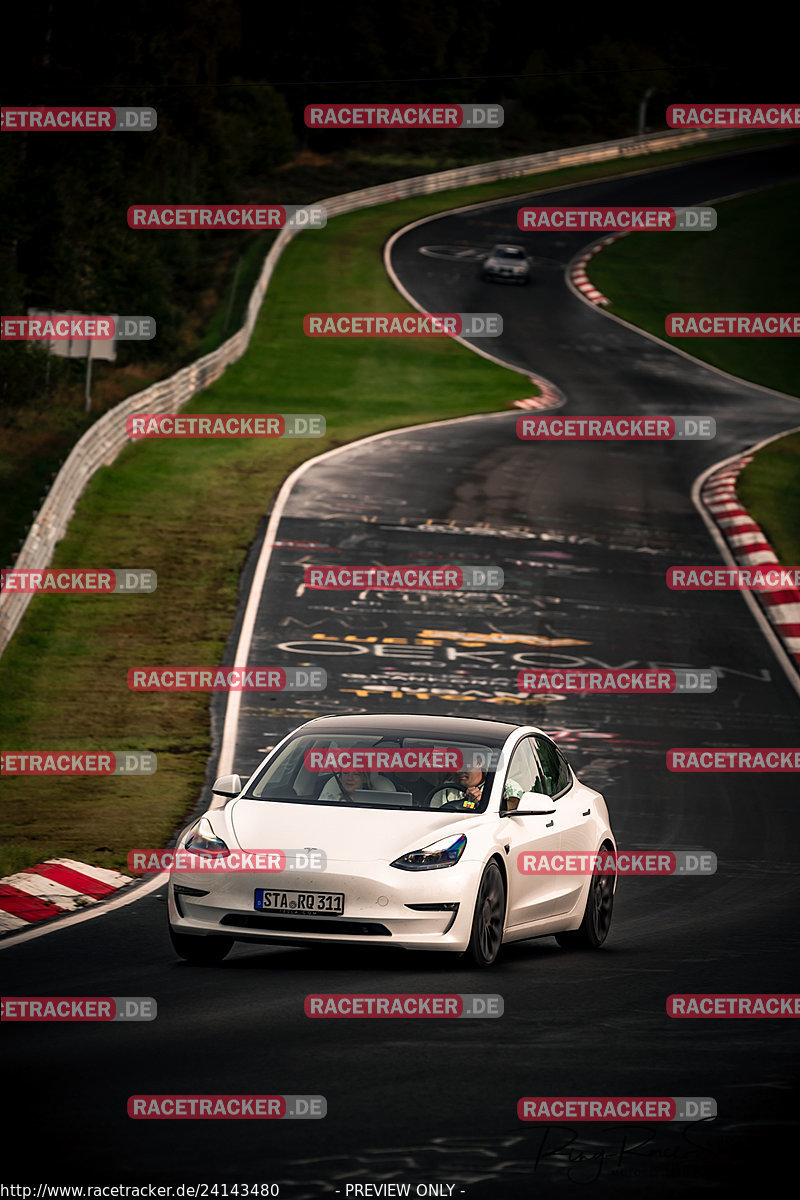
[318,770,396,802]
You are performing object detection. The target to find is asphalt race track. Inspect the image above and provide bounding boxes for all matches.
[4,143,800,1197]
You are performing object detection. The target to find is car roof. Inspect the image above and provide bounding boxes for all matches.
[492,243,525,251]
[293,712,526,742]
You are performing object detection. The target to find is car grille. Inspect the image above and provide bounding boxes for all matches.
[220,913,391,936]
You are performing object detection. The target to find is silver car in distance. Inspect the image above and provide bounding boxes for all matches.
[481,243,530,284]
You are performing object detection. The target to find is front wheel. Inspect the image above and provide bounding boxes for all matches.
[169,927,234,964]
[466,862,506,967]
[555,852,614,950]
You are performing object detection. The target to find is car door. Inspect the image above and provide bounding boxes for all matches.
[531,734,596,915]
[501,737,564,929]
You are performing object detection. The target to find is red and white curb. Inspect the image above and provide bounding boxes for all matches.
[0,858,133,935]
[569,234,625,305]
[511,376,566,412]
[699,456,800,676]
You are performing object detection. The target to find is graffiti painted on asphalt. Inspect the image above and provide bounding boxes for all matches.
[275,633,772,684]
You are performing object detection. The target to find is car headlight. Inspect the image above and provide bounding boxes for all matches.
[184,816,229,856]
[391,833,467,871]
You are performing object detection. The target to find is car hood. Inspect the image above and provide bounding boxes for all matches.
[487,255,525,268]
[228,798,473,862]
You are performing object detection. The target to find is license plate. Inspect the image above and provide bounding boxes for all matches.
[254,889,344,915]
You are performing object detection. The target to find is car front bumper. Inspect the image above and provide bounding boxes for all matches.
[483,269,528,282]
[167,858,485,952]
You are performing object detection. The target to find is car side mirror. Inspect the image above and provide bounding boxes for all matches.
[211,773,242,798]
[501,791,556,816]
[521,789,550,804]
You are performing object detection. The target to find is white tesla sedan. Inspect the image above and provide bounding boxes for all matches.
[167,714,616,967]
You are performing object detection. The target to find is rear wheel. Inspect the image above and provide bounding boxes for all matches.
[556,848,614,950]
[169,927,234,964]
[466,861,506,967]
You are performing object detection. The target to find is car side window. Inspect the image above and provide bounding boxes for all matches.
[502,739,546,810]
[532,736,572,796]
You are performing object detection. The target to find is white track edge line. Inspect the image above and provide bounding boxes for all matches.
[691,429,800,701]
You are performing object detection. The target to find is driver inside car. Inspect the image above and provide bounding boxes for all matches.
[429,767,524,811]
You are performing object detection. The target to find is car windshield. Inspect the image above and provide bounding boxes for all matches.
[246,732,502,813]
[494,247,524,258]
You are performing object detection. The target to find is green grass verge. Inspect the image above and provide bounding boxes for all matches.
[0,131,794,878]
[737,432,800,566]
[589,179,800,397]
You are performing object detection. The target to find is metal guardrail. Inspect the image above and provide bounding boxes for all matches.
[0,126,742,656]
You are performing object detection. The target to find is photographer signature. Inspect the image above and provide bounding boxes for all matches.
[530,1119,718,1184]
